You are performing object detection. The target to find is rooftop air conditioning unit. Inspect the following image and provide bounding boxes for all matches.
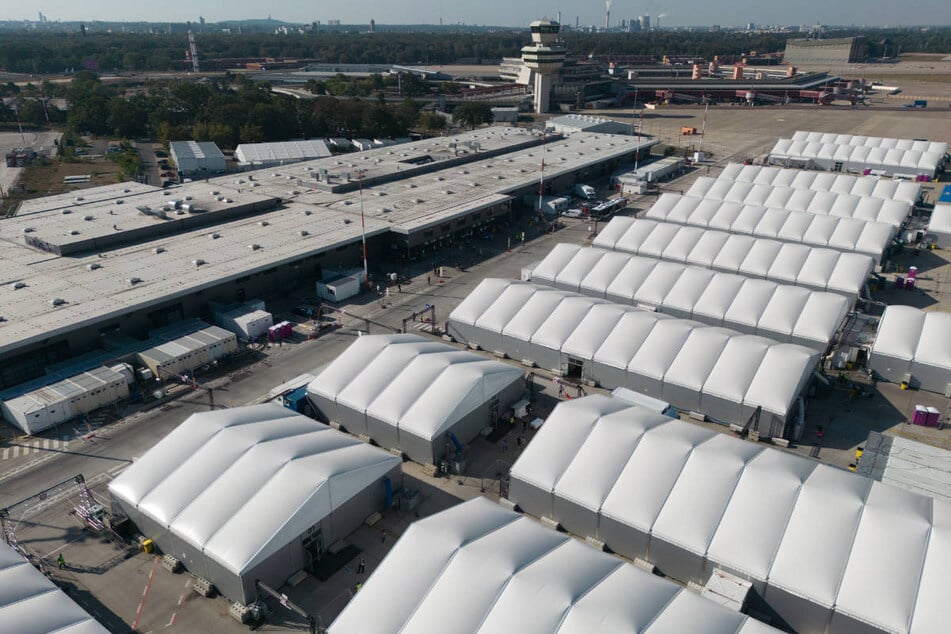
[62,209,72,214]
[193,259,206,266]
[84,215,94,221]
[22,227,35,233]
[51,298,66,306]
[153,247,165,254]
[11,281,27,290]
[259,221,269,227]
[87,263,101,271]
[299,230,309,237]
[211,190,219,195]
[123,188,131,193]
[128,277,142,285]
[224,198,233,203]
[115,199,124,204]
[75,197,85,202]
[68,229,80,235]
[248,244,261,251]
[209,233,220,239]
[303,210,312,216]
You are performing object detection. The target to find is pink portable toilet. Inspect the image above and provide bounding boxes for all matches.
[907,266,918,279]
[282,321,293,337]
[895,275,904,289]
[905,277,916,290]
[912,405,928,426]
[926,407,940,427]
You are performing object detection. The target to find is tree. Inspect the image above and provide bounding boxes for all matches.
[453,102,493,129]
[419,111,447,132]
[16,99,47,126]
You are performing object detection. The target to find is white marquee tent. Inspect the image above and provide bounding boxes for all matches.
[0,540,109,634]
[928,204,951,247]
[449,280,819,437]
[329,497,777,634]
[108,404,401,604]
[686,176,911,227]
[768,132,947,179]
[508,395,951,634]
[869,305,951,394]
[526,243,849,351]
[593,218,875,297]
[646,193,897,260]
[235,140,333,166]
[717,163,922,205]
[307,334,525,464]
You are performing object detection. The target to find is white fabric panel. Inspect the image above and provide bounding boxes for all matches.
[743,345,818,417]
[927,204,951,245]
[911,500,951,633]
[529,243,581,286]
[561,305,629,359]
[445,278,511,328]
[767,465,870,609]
[833,483,933,633]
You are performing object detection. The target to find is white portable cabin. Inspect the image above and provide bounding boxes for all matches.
[686,176,912,227]
[508,395,951,634]
[135,325,237,379]
[449,280,819,437]
[218,307,273,340]
[1,365,129,434]
[717,163,922,205]
[329,497,778,634]
[316,274,362,303]
[307,334,525,464]
[526,243,849,351]
[646,193,897,261]
[109,404,401,605]
[869,305,951,394]
[593,217,875,298]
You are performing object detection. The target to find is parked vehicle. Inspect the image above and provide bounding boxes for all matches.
[572,183,597,200]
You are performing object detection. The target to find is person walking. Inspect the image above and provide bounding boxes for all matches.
[57,554,65,570]
[357,558,366,575]
[380,529,387,544]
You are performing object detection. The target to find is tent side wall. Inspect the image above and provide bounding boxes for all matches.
[910,359,950,394]
[868,351,912,385]
[599,515,652,563]
[648,536,707,587]
[762,585,834,634]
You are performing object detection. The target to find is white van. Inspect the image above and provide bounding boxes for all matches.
[573,183,597,200]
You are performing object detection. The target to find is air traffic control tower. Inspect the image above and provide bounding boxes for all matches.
[521,20,566,114]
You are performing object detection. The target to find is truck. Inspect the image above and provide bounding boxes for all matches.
[572,183,597,200]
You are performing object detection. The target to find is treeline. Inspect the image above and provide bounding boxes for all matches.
[3,28,950,75]
[39,71,421,147]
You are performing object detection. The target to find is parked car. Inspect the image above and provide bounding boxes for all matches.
[154,150,169,158]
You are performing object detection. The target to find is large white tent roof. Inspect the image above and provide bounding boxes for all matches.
[769,133,946,179]
[686,176,911,228]
[593,217,874,297]
[108,404,400,576]
[0,541,109,634]
[717,163,921,205]
[509,395,951,634]
[649,193,897,258]
[235,140,332,165]
[928,204,951,245]
[450,280,818,421]
[328,497,776,634]
[527,243,848,350]
[869,305,951,392]
[307,334,523,441]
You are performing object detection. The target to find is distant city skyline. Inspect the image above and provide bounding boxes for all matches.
[7,1,951,28]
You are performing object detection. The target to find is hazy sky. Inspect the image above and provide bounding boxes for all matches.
[10,0,951,27]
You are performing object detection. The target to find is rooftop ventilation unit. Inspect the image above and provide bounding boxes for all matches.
[469,182,479,187]
[51,298,66,306]
[343,219,352,224]
[380,207,392,213]
[224,198,233,203]
[75,197,85,202]
[86,263,101,271]
[413,198,425,204]
[84,215,94,221]
[193,259,206,267]
[153,247,165,254]
[209,233,220,239]
[210,190,220,195]
[185,196,193,201]
[123,188,131,193]
[259,221,269,227]
[128,277,142,285]
[299,230,309,237]
[303,210,312,216]
[443,190,454,195]
[22,227,35,233]
[115,199,124,205]
[248,243,261,251]
[62,209,72,214]
[11,281,27,290]
[68,229,80,235]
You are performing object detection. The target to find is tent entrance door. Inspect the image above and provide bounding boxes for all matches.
[566,358,583,379]
[302,527,325,571]
[834,162,844,172]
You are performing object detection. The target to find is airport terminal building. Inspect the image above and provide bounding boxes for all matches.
[0,127,654,389]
